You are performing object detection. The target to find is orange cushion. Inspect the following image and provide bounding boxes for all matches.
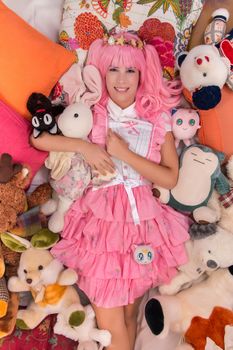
[183,86,233,159]
[0,1,76,119]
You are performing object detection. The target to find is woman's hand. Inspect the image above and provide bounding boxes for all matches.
[81,142,115,175]
[106,129,130,161]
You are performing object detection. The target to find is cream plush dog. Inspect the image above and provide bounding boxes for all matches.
[7,232,84,330]
[145,266,233,347]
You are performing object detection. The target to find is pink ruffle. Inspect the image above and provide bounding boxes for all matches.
[51,184,190,307]
[147,112,170,163]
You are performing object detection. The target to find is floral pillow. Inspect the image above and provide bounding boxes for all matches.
[59,0,204,79]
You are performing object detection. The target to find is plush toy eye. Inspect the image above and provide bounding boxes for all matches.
[176,118,183,126]
[147,251,153,260]
[74,113,79,118]
[189,119,195,126]
[203,73,207,77]
[43,113,53,125]
[208,250,211,254]
[32,116,40,128]
[137,252,144,261]
[38,265,43,270]
[23,269,27,274]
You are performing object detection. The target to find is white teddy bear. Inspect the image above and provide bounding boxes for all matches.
[177,44,230,110]
[159,223,233,295]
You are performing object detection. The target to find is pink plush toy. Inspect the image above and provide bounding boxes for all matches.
[171,108,200,148]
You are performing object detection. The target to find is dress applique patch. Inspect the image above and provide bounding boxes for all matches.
[133,245,154,265]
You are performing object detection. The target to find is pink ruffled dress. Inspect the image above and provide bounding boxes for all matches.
[51,100,190,308]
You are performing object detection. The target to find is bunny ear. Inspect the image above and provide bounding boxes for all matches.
[81,65,102,107]
[59,63,86,104]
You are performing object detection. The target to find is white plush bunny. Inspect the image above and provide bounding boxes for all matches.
[41,65,100,233]
[42,65,116,233]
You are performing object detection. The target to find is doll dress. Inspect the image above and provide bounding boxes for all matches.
[51,100,190,307]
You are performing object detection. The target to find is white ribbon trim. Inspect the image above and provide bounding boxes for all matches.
[93,177,148,225]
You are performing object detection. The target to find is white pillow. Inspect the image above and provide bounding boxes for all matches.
[3,0,64,42]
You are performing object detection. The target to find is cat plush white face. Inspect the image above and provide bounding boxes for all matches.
[133,245,154,265]
[57,102,93,139]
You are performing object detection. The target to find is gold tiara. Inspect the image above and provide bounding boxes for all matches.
[103,34,144,49]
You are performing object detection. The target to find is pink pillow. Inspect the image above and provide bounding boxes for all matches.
[0,100,48,180]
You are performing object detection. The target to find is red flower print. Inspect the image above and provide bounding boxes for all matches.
[138,18,175,43]
[74,13,104,50]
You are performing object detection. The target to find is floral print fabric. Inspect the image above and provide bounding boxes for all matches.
[60,0,204,78]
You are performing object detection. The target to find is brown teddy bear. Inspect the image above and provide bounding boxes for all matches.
[0,153,29,231]
[0,153,52,233]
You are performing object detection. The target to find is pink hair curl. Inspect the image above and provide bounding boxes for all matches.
[86,32,182,126]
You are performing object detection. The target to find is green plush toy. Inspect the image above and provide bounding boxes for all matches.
[153,144,230,223]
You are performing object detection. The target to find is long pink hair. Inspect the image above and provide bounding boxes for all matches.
[86,32,181,125]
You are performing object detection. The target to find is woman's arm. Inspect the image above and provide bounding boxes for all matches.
[30,133,115,174]
[106,130,179,189]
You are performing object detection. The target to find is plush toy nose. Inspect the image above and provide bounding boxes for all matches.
[26,278,33,284]
[206,260,218,269]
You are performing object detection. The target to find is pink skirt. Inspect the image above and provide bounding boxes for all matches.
[51,184,190,307]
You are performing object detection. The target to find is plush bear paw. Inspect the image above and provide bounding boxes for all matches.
[98,329,112,346]
[193,206,218,224]
[16,318,30,330]
[159,283,180,296]
[152,187,170,204]
[41,198,57,216]
[48,212,65,233]
[68,310,85,327]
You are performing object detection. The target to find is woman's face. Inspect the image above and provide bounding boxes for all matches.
[106,66,139,109]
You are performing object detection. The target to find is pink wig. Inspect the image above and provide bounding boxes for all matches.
[86,32,181,124]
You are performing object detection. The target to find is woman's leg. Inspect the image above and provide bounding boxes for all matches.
[124,297,142,350]
[92,303,130,350]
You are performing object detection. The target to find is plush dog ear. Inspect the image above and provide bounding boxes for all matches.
[31,229,59,249]
[177,52,188,68]
[81,65,102,107]
[1,232,31,252]
[27,93,52,114]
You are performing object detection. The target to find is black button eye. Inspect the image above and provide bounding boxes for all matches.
[203,73,207,77]
[74,113,79,118]
[23,269,27,274]
[38,265,43,270]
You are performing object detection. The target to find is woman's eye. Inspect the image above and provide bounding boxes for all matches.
[189,119,195,126]
[109,67,118,72]
[127,69,136,73]
[176,118,183,126]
